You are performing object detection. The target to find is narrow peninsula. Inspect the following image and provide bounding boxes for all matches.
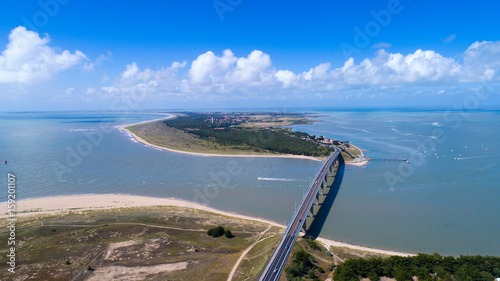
[121,112,368,165]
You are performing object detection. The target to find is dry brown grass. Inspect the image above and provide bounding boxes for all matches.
[0,206,271,281]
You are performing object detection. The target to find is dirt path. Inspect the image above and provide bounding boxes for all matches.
[41,222,207,232]
[40,222,261,234]
[308,251,333,264]
[227,225,272,281]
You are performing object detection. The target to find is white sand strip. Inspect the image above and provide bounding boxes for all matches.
[1,194,412,257]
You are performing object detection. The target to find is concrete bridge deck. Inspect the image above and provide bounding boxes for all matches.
[259,147,344,281]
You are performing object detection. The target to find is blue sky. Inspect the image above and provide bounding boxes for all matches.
[1,0,500,111]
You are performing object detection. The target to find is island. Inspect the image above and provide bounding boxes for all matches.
[121,112,369,165]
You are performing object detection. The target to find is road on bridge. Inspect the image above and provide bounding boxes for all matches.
[259,147,341,281]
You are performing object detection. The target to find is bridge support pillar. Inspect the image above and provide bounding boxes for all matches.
[302,156,343,234]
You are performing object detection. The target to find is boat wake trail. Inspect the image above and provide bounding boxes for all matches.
[454,155,491,160]
[257,177,305,182]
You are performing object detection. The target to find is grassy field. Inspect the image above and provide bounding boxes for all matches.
[242,114,315,128]
[0,206,284,281]
[334,145,359,161]
[233,235,281,281]
[127,121,278,156]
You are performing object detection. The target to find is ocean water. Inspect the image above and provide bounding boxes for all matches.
[0,109,499,256]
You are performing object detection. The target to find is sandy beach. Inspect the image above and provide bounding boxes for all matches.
[1,194,413,257]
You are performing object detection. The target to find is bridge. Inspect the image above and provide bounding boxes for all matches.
[259,147,345,281]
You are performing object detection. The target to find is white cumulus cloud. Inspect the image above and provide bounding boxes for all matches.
[230,50,274,84]
[188,49,275,92]
[0,26,86,84]
[99,60,187,100]
[274,70,298,88]
[462,40,500,82]
[274,43,500,90]
[95,42,500,102]
[189,49,236,85]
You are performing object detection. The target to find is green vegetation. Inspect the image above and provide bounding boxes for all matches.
[207,225,226,237]
[224,229,234,238]
[127,111,364,160]
[206,226,234,238]
[333,253,500,281]
[327,262,336,272]
[285,250,318,280]
[306,236,320,250]
[163,113,334,157]
[190,127,333,156]
[281,237,336,281]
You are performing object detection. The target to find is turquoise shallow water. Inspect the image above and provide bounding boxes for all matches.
[1,109,499,256]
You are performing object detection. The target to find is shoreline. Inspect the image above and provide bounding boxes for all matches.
[118,117,368,165]
[0,194,414,257]
[345,144,370,166]
[118,121,323,162]
[116,112,175,128]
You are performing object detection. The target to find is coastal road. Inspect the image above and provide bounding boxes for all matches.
[259,148,340,281]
